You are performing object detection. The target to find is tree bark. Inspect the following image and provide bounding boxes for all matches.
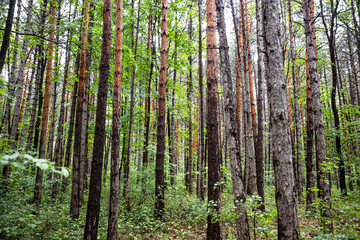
[186,6,193,194]
[215,0,250,238]
[154,0,168,220]
[0,0,16,73]
[71,0,90,219]
[304,0,316,207]
[143,13,153,169]
[255,0,265,210]
[240,0,257,196]
[197,0,205,199]
[287,0,303,199]
[108,0,124,226]
[263,0,300,237]
[304,0,333,230]
[123,0,141,212]
[83,0,112,236]
[1,0,21,135]
[33,0,57,208]
[206,0,222,238]
[320,0,346,197]
[52,2,74,198]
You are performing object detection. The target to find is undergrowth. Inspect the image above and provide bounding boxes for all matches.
[0,163,359,239]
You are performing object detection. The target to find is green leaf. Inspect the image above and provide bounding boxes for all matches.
[3,151,19,161]
[11,162,26,169]
[61,168,69,178]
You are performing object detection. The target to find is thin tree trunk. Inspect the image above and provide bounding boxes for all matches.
[229,0,243,180]
[154,0,168,220]
[240,0,257,195]
[305,0,316,208]
[62,56,79,192]
[255,0,265,210]
[83,0,112,236]
[206,0,222,238]
[143,13,153,169]
[0,0,16,72]
[1,0,21,135]
[19,49,37,146]
[52,2,74,198]
[124,0,142,212]
[304,0,333,230]
[287,0,303,199]
[33,0,57,208]
[186,7,193,194]
[320,0,346,197]
[197,0,205,199]
[10,0,34,146]
[26,45,44,150]
[170,11,177,187]
[71,0,90,219]
[215,0,250,238]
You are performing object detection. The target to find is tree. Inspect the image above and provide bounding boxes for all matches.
[303,0,333,231]
[107,0,123,237]
[239,0,257,195]
[0,0,16,73]
[71,0,90,219]
[255,0,265,210]
[83,0,112,236]
[154,0,168,220]
[197,0,205,199]
[287,0,303,199]
[304,0,316,207]
[215,0,250,238]
[123,0,141,212]
[263,0,300,237]
[206,0,222,238]
[320,0,347,197]
[33,0,57,208]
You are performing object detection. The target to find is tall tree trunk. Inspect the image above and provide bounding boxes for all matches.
[215,0,250,238]
[143,13,153,169]
[197,0,205,199]
[52,1,74,198]
[81,1,94,198]
[10,0,34,145]
[108,1,124,226]
[33,0,57,208]
[304,0,333,230]
[71,0,90,219]
[240,0,257,195]
[47,1,62,163]
[255,0,265,210]
[206,0,222,238]
[154,0,168,220]
[304,0,316,207]
[123,0,141,212]
[229,0,243,181]
[0,0,16,73]
[26,45,44,150]
[170,11,177,187]
[263,0,300,238]
[1,0,21,135]
[320,0,346,197]
[186,6,193,194]
[19,49,37,146]
[287,0,303,199]
[83,0,112,236]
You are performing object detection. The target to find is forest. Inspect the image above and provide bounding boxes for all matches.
[0,0,360,238]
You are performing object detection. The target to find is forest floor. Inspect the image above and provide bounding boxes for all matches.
[0,168,359,239]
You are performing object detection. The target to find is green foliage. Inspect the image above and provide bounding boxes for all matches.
[0,150,69,178]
